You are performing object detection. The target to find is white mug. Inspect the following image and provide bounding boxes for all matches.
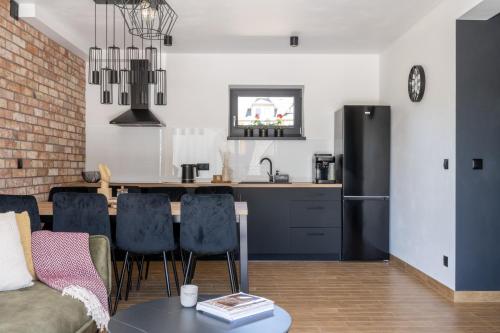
[180,284,198,307]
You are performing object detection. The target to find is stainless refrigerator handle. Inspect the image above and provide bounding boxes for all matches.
[343,196,390,200]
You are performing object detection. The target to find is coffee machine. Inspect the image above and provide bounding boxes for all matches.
[313,154,335,184]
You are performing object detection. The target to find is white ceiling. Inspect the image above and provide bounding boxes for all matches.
[18,0,446,54]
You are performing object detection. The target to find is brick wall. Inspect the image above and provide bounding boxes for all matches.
[0,0,86,200]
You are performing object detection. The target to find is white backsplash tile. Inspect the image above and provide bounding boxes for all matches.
[162,127,332,182]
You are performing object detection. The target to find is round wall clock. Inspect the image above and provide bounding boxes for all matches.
[408,65,426,102]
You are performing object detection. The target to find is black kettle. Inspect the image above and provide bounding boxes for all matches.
[181,164,199,183]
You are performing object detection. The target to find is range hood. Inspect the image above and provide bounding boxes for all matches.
[110,59,165,127]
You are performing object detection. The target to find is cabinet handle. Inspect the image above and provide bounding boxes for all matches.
[307,232,325,236]
[307,206,325,210]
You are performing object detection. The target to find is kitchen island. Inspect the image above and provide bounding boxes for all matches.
[59,182,343,260]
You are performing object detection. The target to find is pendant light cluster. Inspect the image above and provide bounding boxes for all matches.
[88,0,177,106]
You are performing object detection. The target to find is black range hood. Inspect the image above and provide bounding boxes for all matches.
[110,59,165,127]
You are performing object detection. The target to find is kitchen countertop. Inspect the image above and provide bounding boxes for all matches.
[66,182,343,189]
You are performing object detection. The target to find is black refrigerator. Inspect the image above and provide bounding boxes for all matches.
[334,105,390,260]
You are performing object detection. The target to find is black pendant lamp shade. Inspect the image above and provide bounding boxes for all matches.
[155,68,166,105]
[100,68,113,104]
[118,0,178,40]
[89,47,102,84]
[88,2,101,84]
[125,45,139,70]
[145,44,157,84]
[100,1,113,104]
[107,2,120,84]
[118,69,131,105]
[107,46,120,83]
[154,41,166,105]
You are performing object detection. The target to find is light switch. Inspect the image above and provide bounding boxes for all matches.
[443,159,449,170]
[472,159,483,170]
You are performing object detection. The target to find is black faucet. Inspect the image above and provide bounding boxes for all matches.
[259,157,273,183]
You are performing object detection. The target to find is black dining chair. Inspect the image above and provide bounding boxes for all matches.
[0,194,42,232]
[52,192,119,291]
[180,194,239,293]
[140,187,188,278]
[48,186,96,202]
[194,186,234,196]
[114,193,179,314]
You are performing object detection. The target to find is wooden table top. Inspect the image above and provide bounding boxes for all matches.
[37,201,248,216]
[64,181,343,189]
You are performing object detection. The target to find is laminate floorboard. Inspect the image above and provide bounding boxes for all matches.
[114,261,500,332]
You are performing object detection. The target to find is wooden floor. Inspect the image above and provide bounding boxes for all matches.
[115,260,500,332]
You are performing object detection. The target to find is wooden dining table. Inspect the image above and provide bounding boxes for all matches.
[37,201,250,293]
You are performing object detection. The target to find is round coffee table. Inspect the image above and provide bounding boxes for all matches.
[109,295,292,333]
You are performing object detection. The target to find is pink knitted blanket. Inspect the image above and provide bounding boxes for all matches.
[31,231,110,330]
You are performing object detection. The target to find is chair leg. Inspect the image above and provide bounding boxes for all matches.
[125,255,133,301]
[226,251,236,293]
[170,251,180,295]
[136,256,144,290]
[183,252,193,285]
[113,251,129,315]
[139,256,145,279]
[162,251,172,297]
[230,251,239,292]
[180,248,186,275]
[145,259,150,280]
[110,249,119,287]
[189,256,197,283]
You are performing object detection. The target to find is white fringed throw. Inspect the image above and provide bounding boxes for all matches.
[31,231,110,330]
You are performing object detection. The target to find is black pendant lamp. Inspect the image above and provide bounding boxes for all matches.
[126,34,140,84]
[118,14,130,105]
[88,2,101,84]
[107,1,120,84]
[100,1,113,104]
[145,39,157,84]
[125,34,139,70]
[155,39,166,105]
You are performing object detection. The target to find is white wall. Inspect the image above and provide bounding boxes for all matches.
[380,0,483,289]
[87,54,379,182]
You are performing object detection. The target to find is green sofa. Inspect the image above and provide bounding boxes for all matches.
[0,235,112,333]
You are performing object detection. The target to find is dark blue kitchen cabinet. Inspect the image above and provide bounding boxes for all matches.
[235,187,342,260]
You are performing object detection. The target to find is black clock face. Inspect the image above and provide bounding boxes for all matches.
[408,65,425,102]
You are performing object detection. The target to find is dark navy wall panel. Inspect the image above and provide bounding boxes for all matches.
[456,17,500,291]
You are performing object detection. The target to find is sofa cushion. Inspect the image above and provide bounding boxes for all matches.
[15,212,36,279]
[0,212,34,291]
[0,282,95,333]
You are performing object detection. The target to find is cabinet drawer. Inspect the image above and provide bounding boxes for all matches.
[289,228,341,255]
[289,200,341,227]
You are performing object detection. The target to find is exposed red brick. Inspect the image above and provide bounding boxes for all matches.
[0,0,85,200]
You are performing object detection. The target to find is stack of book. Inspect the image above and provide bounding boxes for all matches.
[196,293,274,323]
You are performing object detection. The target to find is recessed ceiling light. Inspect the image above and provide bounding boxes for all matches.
[290,36,299,47]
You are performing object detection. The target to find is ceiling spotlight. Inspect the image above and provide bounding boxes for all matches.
[290,36,299,47]
[164,34,173,46]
